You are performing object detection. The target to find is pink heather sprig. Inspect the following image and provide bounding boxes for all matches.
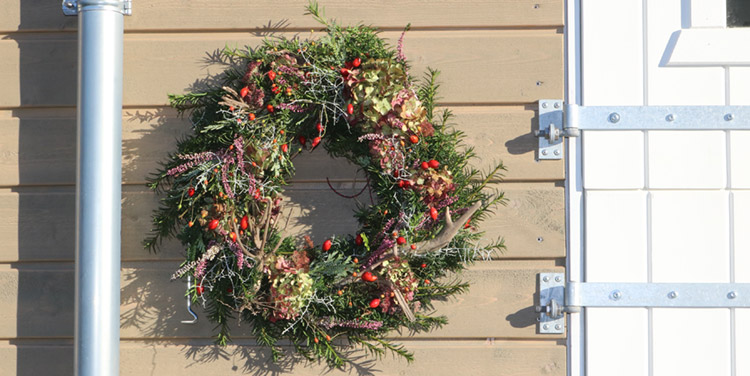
[167,152,216,176]
[230,243,246,270]
[396,27,408,63]
[358,133,386,143]
[277,65,305,79]
[374,216,397,245]
[220,154,236,199]
[363,237,395,269]
[233,136,246,175]
[276,103,307,112]
[319,317,383,330]
[194,259,207,279]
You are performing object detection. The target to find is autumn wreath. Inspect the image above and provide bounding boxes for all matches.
[145,3,505,368]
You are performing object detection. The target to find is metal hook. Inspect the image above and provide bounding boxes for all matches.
[181,275,198,324]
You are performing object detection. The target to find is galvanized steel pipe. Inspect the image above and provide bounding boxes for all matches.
[75,1,126,375]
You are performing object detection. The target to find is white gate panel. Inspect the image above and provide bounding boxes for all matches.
[572,0,750,375]
[581,0,643,106]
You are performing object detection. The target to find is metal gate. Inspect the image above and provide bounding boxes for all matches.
[535,1,750,375]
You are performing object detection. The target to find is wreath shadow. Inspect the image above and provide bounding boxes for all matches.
[118,23,396,375]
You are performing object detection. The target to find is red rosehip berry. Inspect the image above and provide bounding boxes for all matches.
[240,87,249,97]
[355,233,364,246]
[398,180,405,188]
[299,136,306,145]
[396,236,406,245]
[196,284,204,295]
[208,219,219,230]
[248,113,256,121]
[229,232,237,242]
[267,104,274,113]
[421,263,427,268]
[430,207,439,220]
[411,244,417,250]
[347,103,354,115]
[421,161,429,170]
[268,71,276,80]
[240,215,249,230]
[316,123,324,133]
[353,57,361,67]
[311,136,321,148]
[362,271,378,282]
[409,135,419,144]
[281,144,289,153]
[428,159,440,169]
[322,239,332,252]
[187,187,195,197]
[369,298,381,308]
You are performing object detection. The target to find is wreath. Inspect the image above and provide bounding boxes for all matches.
[145,3,506,368]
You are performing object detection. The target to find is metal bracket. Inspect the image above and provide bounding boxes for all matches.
[536,273,566,334]
[62,0,132,16]
[536,273,750,334]
[534,100,578,160]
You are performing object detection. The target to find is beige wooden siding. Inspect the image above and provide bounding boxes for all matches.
[0,1,565,374]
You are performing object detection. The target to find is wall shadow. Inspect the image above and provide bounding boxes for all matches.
[12,1,77,375]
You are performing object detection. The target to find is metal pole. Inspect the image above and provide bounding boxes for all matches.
[74,1,127,375]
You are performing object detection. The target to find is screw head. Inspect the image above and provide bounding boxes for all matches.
[666,114,675,122]
[543,324,549,330]
[608,113,620,123]
[726,113,734,121]
[611,290,622,300]
[534,4,540,9]
[668,291,678,299]
[536,81,543,86]
[65,1,75,8]
[555,324,562,330]
[542,102,548,108]
[554,102,561,109]
[555,276,562,282]
[543,276,550,282]
[537,236,544,243]
[542,150,548,156]
[728,291,738,299]
[554,149,560,156]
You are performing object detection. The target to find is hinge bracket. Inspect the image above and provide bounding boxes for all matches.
[536,273,750,334]
[62,0,132,16]
[535,99,578,160]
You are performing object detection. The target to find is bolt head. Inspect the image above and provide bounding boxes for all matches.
[554,102,561,108]
[543,276,550,282]
[611,290,622,300]
[554,149,560,156]
[608,113,620,123]
[666,114,675,122]
[555,324,562,330]
[555,276,562,282]
[728,291,738,299]
[542,102,548,108]
[726,114,735,121]
[668,291,678,299]
[542,150,548,156]
[543,324,549,330]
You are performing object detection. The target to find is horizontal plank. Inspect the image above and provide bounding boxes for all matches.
[0,30,563,107]
[0,0,563,34]
[0,105,562,187]
[0,182,564,262]
[0,260,560,339]
[0,339,565,376]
